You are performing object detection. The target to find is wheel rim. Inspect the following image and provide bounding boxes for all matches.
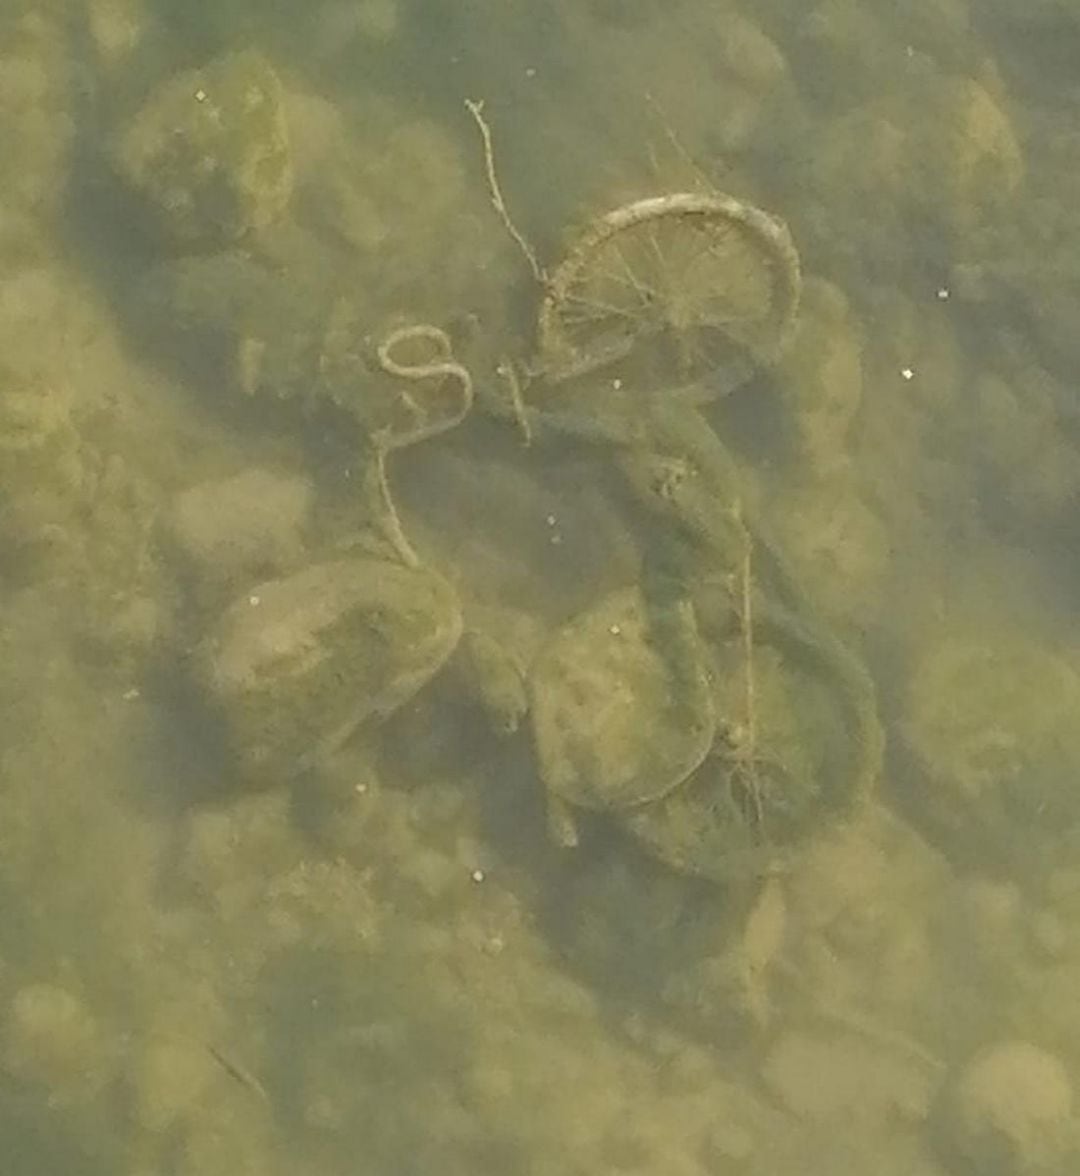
[536,192,801,395]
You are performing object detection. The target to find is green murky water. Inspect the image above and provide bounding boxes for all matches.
[5,1,1080,1172]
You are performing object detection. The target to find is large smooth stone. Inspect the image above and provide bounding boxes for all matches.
[194,557,462,780]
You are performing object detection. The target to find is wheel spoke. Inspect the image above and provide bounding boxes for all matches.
[606,242,655,311]
[559,292,642,324]
[537,192,801,396]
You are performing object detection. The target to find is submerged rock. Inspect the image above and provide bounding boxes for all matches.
[112,48,292,247]
[932,1040,1078,1176]
[194,557,462,781]
[166,467,314,596]
[529,585,715,846]
[900,634,1080,872]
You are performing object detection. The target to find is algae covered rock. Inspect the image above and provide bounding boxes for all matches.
[3,983,110,1105]
[194,557,462,780]
[450,626,530,735]
[919,75,1023,234]
[804,68,1023,269]
[775,278,863,472]
[444,605,544,737]
[767,472,891,628]
[0,5,77,220]
[112,48,292,247]
[129,1035,217,1135]
[932,1040,1078,1176]
[134,239,345,404]
[900,635,1080,869]
[529,585,715,846]
[166,466,314,597]
[0,363,83,570]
